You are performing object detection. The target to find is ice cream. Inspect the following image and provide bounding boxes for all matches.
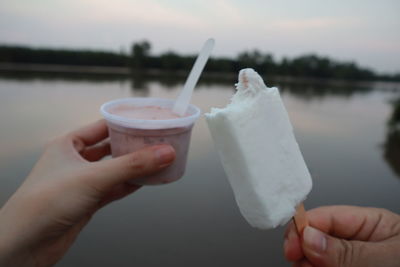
[205,68,312,229]
[109,105,182,120]
[101,98,200,185]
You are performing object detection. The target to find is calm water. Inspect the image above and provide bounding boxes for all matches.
[0,73,399,266]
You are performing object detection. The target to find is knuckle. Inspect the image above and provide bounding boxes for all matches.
[74,139,85,152]
[337,239,359,267]
[64,133,76,142]
[393,220,400,236]
[46,134,74,149]
[127,154,147,172]
[69,135,80,144]
[132,162,146,172]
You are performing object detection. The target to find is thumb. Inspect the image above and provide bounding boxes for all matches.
[86,145,175,191]
[301,226,381,267]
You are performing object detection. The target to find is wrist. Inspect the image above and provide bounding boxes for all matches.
[0,245,26,267]
[0,207,32,267]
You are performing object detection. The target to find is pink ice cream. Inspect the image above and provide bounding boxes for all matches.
[109,105,183,120]
[102,99,199,185]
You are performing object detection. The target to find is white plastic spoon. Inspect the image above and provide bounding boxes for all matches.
[172,38,215,116]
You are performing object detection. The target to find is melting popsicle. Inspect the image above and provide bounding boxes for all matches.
[205,68,312,229]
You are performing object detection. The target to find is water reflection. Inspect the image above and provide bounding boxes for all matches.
[130,72,150,96]
[0,70,385,100]
[277,81,373,100]
[0,70,127,83]
[384,96,400,178]
[0,72,399,267]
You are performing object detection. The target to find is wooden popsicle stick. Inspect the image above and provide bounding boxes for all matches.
[293,203,308,235]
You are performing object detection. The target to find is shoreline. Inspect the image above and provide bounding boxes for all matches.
[0,62,399,85]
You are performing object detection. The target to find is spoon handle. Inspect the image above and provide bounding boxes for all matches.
[173,38,215,116]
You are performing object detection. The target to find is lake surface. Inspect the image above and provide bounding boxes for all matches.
[0,72,399,266]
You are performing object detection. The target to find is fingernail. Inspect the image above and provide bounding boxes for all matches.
[155,146,175,166]
[303,226,327,253]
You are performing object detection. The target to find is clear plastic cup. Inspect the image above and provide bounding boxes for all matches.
[100,97,201,185]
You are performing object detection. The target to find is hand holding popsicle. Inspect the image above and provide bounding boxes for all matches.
[284,205,400,267]
[205,69,400,266]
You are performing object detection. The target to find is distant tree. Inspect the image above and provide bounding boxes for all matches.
[279,57,291,76]
[235,50,278,74]
[207,57,236,73]
[130,41,151,69]
[159,52,181,70]
[0,45,128,66]
[237,50,263,69]
[1,43,398,81]
[384,97,400,178]
[158,52,196,71]
[259,53,276,74]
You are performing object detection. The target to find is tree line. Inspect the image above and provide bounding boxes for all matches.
[1,41,399,81]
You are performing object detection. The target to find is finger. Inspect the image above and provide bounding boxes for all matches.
[70,119,108,146]
[85,145,175,192]
[81,141,111,162]
[301,226,398,267]
[305,205,398,242]
[284,221,304,261]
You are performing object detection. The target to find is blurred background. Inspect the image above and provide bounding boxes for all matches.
[0,0,399,266]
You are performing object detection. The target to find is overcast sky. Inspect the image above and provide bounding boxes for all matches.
[1,0,399,73]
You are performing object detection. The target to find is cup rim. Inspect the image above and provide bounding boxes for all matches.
[100,97,201,129]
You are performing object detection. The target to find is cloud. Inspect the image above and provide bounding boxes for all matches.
[77,0,205,28]
[209,0,246,26]
[0,0,205,29]
[272,17,359,31]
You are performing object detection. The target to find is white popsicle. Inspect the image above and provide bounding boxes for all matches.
[205,68,312,229]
